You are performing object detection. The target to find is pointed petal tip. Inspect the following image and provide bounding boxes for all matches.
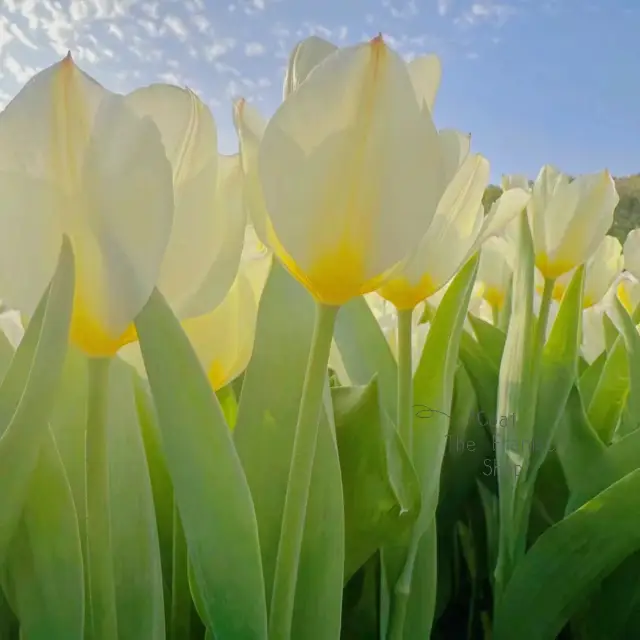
[371,32,384,45]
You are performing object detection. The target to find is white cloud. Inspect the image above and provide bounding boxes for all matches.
[164,15,189,40]
[382,0,419,19]
[438,0,451,16]
[203,38,237,61]
[457,2,517,27]
[245,41,265,56]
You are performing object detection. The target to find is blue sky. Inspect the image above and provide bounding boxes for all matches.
[0,0,638,184]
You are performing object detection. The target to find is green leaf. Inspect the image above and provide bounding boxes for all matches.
[333,295,398,419]
[107,359,165,639]
[526,266,584,484]
[493,211,536,598]
[2,428,84,640]
[332,380,420,582]
[0,238,74,565]
[609,296,640,435]
[135,288,267,639]
[384,255,480,639]
[603,312,619,351]
[587,337,629,444]
[133,378,174,627]
[233,262,343,639]
[493,468,640,640]
[578,350,607,406]
[468,315,506,370]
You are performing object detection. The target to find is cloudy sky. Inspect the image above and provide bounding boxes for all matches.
[0,0,638,183]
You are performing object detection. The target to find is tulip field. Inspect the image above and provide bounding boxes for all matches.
[0,32,639,640]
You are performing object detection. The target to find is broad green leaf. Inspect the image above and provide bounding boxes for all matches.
[438,364,492,532]
[2,427,84,640]
[0,239,74,565]
[383,255,480,639]
[333,295,398,419]
[107,359,165,639]
[610,296,640,435]
[233,262,343,639]
[603,312,619,351]
[493,468,640,640]
[332,380,420,582]
[458,331,499,423]
[133,377,174,618]
[526,266,584,484]
[587,337,629,444]
[493,211,536,598]
[135,288,267,639]
[578,350,607,406]
[567,416,640,513]
[412,254,481,537]
[468,315,506,370]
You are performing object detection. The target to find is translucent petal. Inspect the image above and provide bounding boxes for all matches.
[283,36,338,98]
[76,93,174,353]
[624,229,640,282]
[125,85,220,310]
[407,54,441,111]
[176,154,247,319]
[439,129,471,185]
[0,173,63,316]
[181,269,258,390]
[258,38,446,305]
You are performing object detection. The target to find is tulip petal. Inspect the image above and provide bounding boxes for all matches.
[0,55,106,189]
[407,54,441,112]
[283,36,338,98]
[125,85,220,311]
[551,170,619,270]
[0,174,63,317]
[378,153,488,308]
[439,129,471,185]
[176,154,248,319]
[476,187,531,245]
[258,38,446,305]
[624,229,640,282]
[74,93,174,354]
[181,270,258,390]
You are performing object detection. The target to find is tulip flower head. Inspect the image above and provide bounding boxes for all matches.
[528,165,619,280]
[238,35,449,307]
[0,55,176,357]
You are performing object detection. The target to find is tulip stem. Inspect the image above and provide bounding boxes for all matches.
[85,356,119,640]
[397,308,414,455]
[268,302,339,640]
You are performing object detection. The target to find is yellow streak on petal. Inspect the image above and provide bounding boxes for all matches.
[51,54,91,195]
[378,273,437,311]
[618,282,633,314]
[69,289,137,357]
[583,294,595,309]
[208,359,228,391]
[536,253,575,280]
[274,38,390,306]
[484,286,505,310]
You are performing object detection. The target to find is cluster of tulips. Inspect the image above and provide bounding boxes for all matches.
[0,31,636,640]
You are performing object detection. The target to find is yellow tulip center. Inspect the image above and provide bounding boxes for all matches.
[378,273,437,311]
[69,293,137,357]
[208,359,228,391]
[618,282,634,314]
[536,253,575,280]
[483,286,505,310]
